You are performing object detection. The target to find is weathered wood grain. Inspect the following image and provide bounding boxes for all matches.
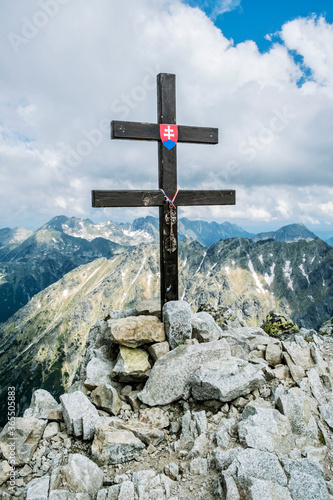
[157,74,179,304]
[111,121,218,144]
[92,190,235,207]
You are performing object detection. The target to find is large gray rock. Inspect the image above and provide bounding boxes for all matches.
[132,470,175,500]
[247,479,292,500]
[282,341,314,371]
[307,368,327,404]
[50,453,103,497]
[118,480,135,500]
[49,492,90,500]
[265,341,282,366]
[162,300,192,349]
[132,470,156,499]
[310,344,333,389]
[190,357,265,402]
[191,312,222,343]
[283,351,306,383]
[111,419,165,446]
[231,448,288,486]
[221,472,241,500]
[84,357,115,390]
[138,339,231,406]
[277,387,313,435]
[103,486,120,500]
[112,346,151,382]
[26,476,50,500]
[148,341,170,361]
[43,422,60,439]
[90,383,122,416]
[60,391,100,440]
[220,326,269,359]
[319,401,333,430]
[107,315,165,347]
[23,389,62,421]
[0,417,47,466]
[238,401,295,455]
[215,418,237,450]
[91,424,145,465]
[215,448,242,471]
[281,458,329,500]
[222,448,290,500]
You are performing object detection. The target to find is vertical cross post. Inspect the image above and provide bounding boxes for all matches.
[158,74,178,305]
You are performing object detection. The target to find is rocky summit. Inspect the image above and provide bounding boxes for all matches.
[1,301,333,499]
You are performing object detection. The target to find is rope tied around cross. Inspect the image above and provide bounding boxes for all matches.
[160,188,179,208]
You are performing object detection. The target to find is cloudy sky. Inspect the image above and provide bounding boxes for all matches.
[1,0,333,235]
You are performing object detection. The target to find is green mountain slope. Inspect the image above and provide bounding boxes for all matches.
[0,228,124,322]
[0,236,332,427]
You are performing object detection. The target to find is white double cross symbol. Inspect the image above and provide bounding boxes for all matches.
[163,125,175,141]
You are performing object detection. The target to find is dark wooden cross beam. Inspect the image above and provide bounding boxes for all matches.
[92,73,235,308]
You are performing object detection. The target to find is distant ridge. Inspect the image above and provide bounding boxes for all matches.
[252,223,318,243]
[45,216,319,246]
[2,216,323,249]
[38,215,254,247]
[178,218,254,246]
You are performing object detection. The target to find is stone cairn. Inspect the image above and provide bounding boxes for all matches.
[1,301,333,499]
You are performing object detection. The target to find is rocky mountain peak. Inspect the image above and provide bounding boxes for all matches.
[1,302,333,499]
[253,223,318,243]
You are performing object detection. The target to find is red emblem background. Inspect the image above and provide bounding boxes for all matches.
[160,124,178,144]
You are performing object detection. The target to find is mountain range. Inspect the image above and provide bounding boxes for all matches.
[0,214,332,421]
[41,215,254,246]
[0,216,324,323]
[0,216,328,323]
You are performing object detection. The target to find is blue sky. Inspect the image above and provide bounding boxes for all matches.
[184,0,333,51]
[1,0,333,235]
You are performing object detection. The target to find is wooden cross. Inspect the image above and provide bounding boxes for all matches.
[92,73,235,309]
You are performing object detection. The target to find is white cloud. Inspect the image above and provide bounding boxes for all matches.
[281,16,333,89]
[214,0,242,16]
[182,0,241,19]
[0,2,332,233]
[320,201,333,216]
